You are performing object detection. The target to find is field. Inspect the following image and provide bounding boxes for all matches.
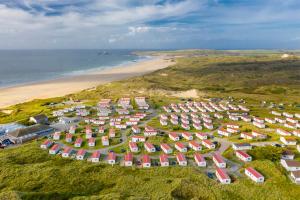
[0,50,300,199]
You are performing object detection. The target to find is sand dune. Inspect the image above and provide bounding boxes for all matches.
[0,57,174,108]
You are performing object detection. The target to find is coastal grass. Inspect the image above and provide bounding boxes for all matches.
[0,142,300,200]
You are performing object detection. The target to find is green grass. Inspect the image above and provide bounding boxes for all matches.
[0,142,299,200]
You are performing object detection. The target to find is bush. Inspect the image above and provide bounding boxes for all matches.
[248,146,284,161]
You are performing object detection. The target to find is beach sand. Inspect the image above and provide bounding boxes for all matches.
[0,57,174,108]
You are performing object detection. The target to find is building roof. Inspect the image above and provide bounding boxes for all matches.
[189,140,200,147]
[216,168,230,180]
[50,144,60,150]
[144,142,155,149]
[284,160,300,167]
[236,150,251,158]
[175,142,185,149]
[75,138,83,143]
[129,142,138,149]
[291,171,300,178]
[142,155,150,163]
[89,137,95,143]
[124,153,133,162]
[161,143,171,150]
[245,167,263,179]
[194,153,205,163]
[42,140,52,145]
[63,147,72,154]
[108,152,116,160]
[77,149,86,156]
[169,132,179,138]
[196,132,207,137]
[202,139,213,145]
[160,154,169,163]
[8,124,52,138]
[182,132,192,137]
[213,153,225,163]
[176,153,186,162]
[91,151,101,158]
[132,135,145,139]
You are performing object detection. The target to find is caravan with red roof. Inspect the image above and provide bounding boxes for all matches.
[53,132,61,140]
[144,142,156,153]
[169,132,180,141]
[189,141,202,151]
[131,135,146,143]
[218,128,231,137]
[62,147,73,158]
[124,153,133,167]
[213,153,226,168]
[88,137,96,147]
[65,133,73,143]
[195,132,208,140]
[91,151,101,163]
[277,128,291,136]
[245,167,264,183]
[132,126,141,134]
[107,152,116,165]
[202,139,215,149]
[216,168,231,184]
[236,150,252,162]
[40,140,53,149]
[49,144,60,155]
[144,126,158,136]
[241,132,254,140]
[176,153,187,166]
[182,132,193,140]
[160,154,169,167]
[102,136,109,146]
[129,142,139,152]
[109,129,116,138]
[74,138,83,147]
[252,131,267,139]
[280,137,297,146]
[76,149,86,160]
[142,155,151,168]
[161,143,172,154]
[281,159,300,171]
[175,142,187,152]
[194,153,206,167]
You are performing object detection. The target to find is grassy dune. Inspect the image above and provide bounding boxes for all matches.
[0,142,299,200]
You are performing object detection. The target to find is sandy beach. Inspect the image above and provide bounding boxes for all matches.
[0,57,174,108]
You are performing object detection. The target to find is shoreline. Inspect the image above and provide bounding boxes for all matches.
[0,56,174,108]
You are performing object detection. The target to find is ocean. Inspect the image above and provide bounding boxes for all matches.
[0,49,145,88]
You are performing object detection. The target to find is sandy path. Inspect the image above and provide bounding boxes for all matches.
[0,57,174,108]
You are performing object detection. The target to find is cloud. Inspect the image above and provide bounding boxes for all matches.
[0,0,300,49]
[128,26,150,36]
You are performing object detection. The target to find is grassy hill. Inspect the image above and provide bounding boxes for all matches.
[0,141,299,200]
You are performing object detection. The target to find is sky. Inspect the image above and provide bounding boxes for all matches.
[0,0,300,49]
